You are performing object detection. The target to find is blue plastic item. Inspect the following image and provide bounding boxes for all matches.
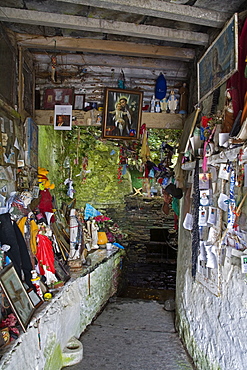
[113,242,125,250]
[155,73,167,100]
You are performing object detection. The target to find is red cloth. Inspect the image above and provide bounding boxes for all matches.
[38,189,55,223]
[36,234,55,274]
[227,17,247,119]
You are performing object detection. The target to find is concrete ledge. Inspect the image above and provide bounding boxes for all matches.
[0,248,125,370]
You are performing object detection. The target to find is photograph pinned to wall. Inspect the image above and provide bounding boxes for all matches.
[102,88,143,140]
[0,264,35,332]
[200,189,210,206]
[199,207,208,226]
[207,206,217,225]
[197,13,238,102]
[199,173,211,190]
[54,105,72,131]
[73,94,85,110]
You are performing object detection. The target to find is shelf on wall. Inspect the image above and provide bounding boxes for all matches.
[35,109,184,130]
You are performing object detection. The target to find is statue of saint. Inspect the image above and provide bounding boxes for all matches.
[179,83,189,114]
[167,90,178,114]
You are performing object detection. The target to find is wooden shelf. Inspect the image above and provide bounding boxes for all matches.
[35,109,184,130]
[142,112,184,129]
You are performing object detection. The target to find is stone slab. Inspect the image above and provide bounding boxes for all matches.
[64,298,194,370]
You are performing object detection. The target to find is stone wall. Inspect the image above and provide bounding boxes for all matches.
[176,198,247,370]
[106,196,177,293]
[0,249,124,370]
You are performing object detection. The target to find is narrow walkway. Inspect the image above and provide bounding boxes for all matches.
[64,297,194,370]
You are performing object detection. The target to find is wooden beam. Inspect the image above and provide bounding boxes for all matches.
[35,65,188,80]
[0,7,208,45]
[59,0,229,28]
[35,109,183,129]
[15,33,195,61]
[32,52,189,72]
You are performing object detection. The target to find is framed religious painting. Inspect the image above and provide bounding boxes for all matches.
[197,13,238,102]
[102,88,143,140]
[0,264,35,332]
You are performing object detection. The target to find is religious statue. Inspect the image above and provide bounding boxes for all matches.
[167,90,178,114]
[179,83,189,114]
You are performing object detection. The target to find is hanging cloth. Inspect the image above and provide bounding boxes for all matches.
[191,160,200,278]
[0,213,33,289]
[17,216,39,254]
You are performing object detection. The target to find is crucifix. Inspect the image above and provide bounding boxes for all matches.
[10,280,25,309]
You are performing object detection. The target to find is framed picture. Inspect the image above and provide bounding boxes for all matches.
[73,94,85,110]
[103,88,143,140]
[25,117,38,169]
[197,13,238,102]
[27,288,43,309]
[43,88,74,109]
[0,264,35,332]
[54,105,72,130]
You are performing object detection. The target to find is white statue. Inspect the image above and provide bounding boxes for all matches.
[69,209,81,260]
[91,219,99,249]
[167,90,178,113]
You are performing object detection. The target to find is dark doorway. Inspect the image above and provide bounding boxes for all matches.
[119,227,177,301]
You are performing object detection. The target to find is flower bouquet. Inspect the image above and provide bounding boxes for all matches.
[93,215,111,232]
[93,215,127,243]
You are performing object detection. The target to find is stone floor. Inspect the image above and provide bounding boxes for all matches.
[63,297,195,370]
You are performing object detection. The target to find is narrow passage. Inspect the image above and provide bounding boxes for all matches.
[64,297,194,370]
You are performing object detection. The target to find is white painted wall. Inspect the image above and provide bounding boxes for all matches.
[176,199,247,370]
[0,249,124,370]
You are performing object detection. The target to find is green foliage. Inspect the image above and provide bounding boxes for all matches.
[39,125,181,207]
[39,125,133,206]
[147,128,181,161]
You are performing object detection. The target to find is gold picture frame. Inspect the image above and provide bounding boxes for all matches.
[102,88,143,140]
[0,264,35,332]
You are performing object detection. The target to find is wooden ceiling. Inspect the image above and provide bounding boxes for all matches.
[0,0,246,106]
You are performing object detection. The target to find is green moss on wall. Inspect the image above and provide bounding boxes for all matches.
[43,333,63,370]
[176,311,221,370]
[38,126,132,208]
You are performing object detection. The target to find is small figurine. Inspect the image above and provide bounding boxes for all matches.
[91,219,99,249]
[160,98,168,112]
[69,209,81,260]
[150,95,156,113]
[31,270,43,299]
[167,90,178,113]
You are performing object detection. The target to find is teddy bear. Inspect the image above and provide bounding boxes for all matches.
[37,167,55,190]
